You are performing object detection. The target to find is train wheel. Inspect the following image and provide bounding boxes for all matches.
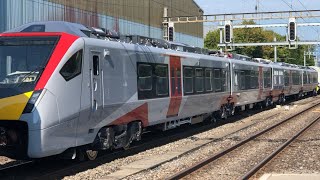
[86,150,98,160]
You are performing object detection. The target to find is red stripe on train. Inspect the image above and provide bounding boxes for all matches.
[167,56,182,118]
[35,33,79,90]
[111,103,149,127]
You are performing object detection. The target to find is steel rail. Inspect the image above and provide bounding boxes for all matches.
[167,101,320,180]
[0,160,34,172]
[241,116,320,179]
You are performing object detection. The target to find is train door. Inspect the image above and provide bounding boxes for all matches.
[90,51,103,121]
[166,56,182,118]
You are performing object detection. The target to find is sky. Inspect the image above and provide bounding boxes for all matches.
[194,0,320,42]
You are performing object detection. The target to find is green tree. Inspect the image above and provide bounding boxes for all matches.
[204,29,220,49]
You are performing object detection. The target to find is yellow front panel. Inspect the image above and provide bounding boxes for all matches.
[0,91,33,120]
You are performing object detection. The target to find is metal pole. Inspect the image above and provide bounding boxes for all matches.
[304,51,306,66]
[220,21,223,52]
[317,51,319,66]
[274,37,277,62]
[274,46,277,62]
[148,0,151,37]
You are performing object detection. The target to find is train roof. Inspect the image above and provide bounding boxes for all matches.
[4,21,90,37]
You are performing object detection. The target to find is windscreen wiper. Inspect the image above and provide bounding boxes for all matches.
[14,66,45,87]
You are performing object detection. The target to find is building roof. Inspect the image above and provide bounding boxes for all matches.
[192,0,204,14]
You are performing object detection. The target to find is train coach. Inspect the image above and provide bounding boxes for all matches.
[0,21,318,160]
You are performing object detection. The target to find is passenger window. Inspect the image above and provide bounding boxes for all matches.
[205,69,213,92]
[60,50,83,81]
[214,69,221,92]
[93,55,99,76]
[263,70,271,88]
[195,68,204,92]
[184,67,194,94]
[284,71,290,86]
[138,64,152,91]
[155,65,169,96]
[240,71,245,90]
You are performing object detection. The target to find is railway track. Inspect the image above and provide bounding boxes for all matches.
[0,160,34,172]
[167,100,320,180]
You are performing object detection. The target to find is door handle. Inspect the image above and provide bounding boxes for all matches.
[93,79,98,91]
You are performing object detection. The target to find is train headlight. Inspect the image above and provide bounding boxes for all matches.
[23,90,43,114]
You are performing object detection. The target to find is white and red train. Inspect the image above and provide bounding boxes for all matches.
[0,21,318,160]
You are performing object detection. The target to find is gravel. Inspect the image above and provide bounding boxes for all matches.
[0,156,14,166]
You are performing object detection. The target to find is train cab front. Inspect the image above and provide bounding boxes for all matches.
[0,33,61,159]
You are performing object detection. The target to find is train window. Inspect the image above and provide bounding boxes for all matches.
[250,71,254,89]
[93,55,99,76]
[263,70,271,88]
[205,69,213,92]
[274,70,278,85]
[303,71,307,84]
[60,50,83,81]
[292,71,301,85]
[214,69,222,92]
[184,67,194,94]
[138,64,152,91]
[284,71,290,86]
[279,70,284,85]
[240,71,245,90]
[155,65,168,96]
[245,70,251,89]
[250,71,258,89]
[195,68,204,92]
[313,73,318,83]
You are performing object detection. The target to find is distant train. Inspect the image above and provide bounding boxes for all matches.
[0,21,318,160]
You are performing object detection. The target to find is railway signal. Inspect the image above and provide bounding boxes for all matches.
[288,18,296,41]
[224,21,233,43]
[168,23,175,41]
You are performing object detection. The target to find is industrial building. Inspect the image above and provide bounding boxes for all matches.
[0,0,204,47]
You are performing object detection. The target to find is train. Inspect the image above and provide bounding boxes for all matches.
[0,21,318,160]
